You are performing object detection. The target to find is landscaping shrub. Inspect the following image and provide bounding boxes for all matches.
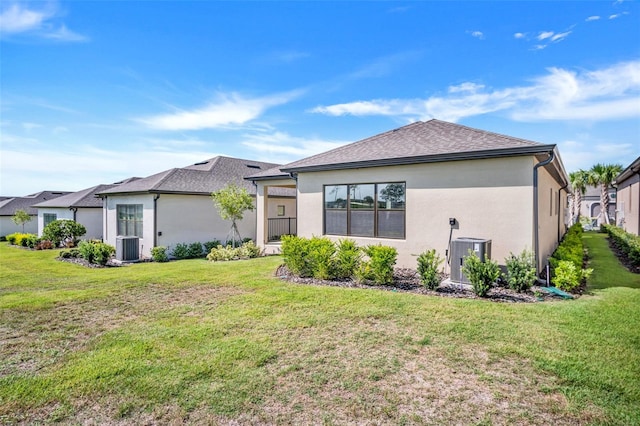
[237,240,261,259]
[462,251,500,297]
[417,249,443,290]
[150,246,169,262]
[6,233,18,245]
[307,237,337,280]
[77,240,115,265]
[207,241,262,262]
[504,249,537,292]
[187,242,204,258]
[59,248,81,259]
[35,240,54,250]
[335,239,361,279]
[281,235,313,277]
[357,245,397,285]
[203,240,222,253]
[553,260,593,292]
[171,243,190,260]
[602,224,640,267]
[42,220,86,247]
[21,234,38,248]
[7,233,31,246]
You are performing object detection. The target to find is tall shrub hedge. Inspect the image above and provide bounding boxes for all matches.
[601,224,640,267]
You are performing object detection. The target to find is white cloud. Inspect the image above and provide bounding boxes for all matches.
[470,31,484,39]
[0,2,87,42]
[312,60,640,123]
[558,140,635,172]
[514,32,526,39]
[586,15,601,21]
[240,131,348,163]
[609,12,629,19]
[139,91,301,131]
[551,31,571,42]
[537,31,554,41]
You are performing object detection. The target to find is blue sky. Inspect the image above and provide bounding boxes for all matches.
[1,1,639,195]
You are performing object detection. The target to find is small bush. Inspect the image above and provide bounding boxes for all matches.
[42,220,86,247]
[602,224,640,267]
[203,240,222,253]
[6,233,18,245]
[7,233,30,246]
[281,235,313,277]
[357,245,397,285]
[462,252,500,297]
[21,234,38,248]
[417,249,443,290]
[207,245,239,261]
[35,240,54,250]
[78,240,115,265]
[237,240,261,259]
[171,243,190,260]
[307,237,337,280]
[187,242,204,258]
[59,248,82,259]
[335,239,361,279]
[553,260,592,292]
[504,249,537,292]
[150,246,169,262]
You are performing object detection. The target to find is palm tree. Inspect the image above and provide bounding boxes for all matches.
[587,163,623,225]
[569,170,588,224]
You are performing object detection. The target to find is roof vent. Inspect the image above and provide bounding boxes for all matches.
[193,161,209,166]
[246,164,261,169]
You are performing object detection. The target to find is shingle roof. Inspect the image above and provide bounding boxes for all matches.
[279,119,554,173]
[0,191,72,216]
[32,184,119,208]
[616,156,640,183]
[96,156,295,197]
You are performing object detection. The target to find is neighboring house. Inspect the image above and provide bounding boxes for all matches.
[0,191,71,237]
[249,119,570,272]
[615,156,640,235]
[96,156,296,258]
[31,178,140,240]
[577,185,617,228]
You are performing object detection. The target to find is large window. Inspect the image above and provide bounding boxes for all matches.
[43,213,57,227]
[117,204,143,237]
[324,182,405,239]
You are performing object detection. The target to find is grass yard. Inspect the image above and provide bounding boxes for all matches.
[1,234,639,425]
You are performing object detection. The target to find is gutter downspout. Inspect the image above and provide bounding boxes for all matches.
[533,150,555,274]
[251,180,259,244]
[558,183,568,243]
[70,207,78,221]
[289,173,298,238]
[153,194,160,247]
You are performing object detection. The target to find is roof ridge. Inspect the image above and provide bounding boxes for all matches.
[150,168,180,190]
[432,119,540,146]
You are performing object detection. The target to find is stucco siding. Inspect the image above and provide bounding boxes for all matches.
[536,161,567,269]
[296,156,536,269]
[36,208,73,237]
[0,216,38,236]
[103,194,155,257]
[75,209,104,240]
[255,179,297,246]
[617,174,640,235]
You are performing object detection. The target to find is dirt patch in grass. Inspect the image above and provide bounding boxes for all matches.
[0,284,244,378]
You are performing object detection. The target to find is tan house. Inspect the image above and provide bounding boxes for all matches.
[249,120,569,272]
[96,156,295,259]
[615,156,640,235]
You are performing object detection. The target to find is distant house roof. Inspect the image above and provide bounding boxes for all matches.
[0,191,72,216]
[278,119,556,174]
[96,156,295,197]
[616,156,640,184]
[32,183,130,209]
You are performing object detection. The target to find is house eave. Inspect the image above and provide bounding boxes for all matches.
[281,145,557,174]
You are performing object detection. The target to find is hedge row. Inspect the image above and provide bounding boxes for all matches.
[549,223,591,292]
[601,224,640,267]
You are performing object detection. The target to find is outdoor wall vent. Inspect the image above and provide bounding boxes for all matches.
[246,164,261,169]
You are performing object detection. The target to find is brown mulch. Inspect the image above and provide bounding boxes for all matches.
[275,265,559,303]
[57,257,127,268]
[607,239,640,274]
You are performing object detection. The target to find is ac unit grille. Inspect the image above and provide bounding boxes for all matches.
[116,236,139,261]
[450,238,492,284]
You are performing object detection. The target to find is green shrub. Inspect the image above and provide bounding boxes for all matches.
[417,249,443,290]
[335,239,361,279]
[77,240,115,265]
[6,233,18,245]
[207,245,239,261]
[150,246,169,262]
[187,242,204,258]
[35,240,54,250]
[504,249,537,292]
[462,252,500,297]
[171,243,190,260]
[357,245,397,285]
[7,233,30,246]
[553,260,593,292]
[281,235,313,277]
[307,237,337,280]
[203,240,222,253]
[602,224,640,267]
[237,240,261,259]
[59,248,81,259]
[42,220,86,247]
[21,234,38,248]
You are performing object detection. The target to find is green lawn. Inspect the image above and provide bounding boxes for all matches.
[1,236,638,425]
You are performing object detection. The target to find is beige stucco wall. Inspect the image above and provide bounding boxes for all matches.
[255,179,297,246]
[0,216,38,236]
[616,174,640,235]
[36,208,73,236]
[295,156,538,269]
[103,193,156,257]
[36,208,104,240]
[536,162,568,269]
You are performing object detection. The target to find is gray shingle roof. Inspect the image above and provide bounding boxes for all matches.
[32,184,119,208]
[0,191,72,216]
[279,119,554,173]
[616,156,640,183]
[96,156,295,197]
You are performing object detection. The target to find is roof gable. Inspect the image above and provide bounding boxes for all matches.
[0,191,72,216]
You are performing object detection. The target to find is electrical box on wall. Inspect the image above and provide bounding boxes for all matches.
[450,237,492,284]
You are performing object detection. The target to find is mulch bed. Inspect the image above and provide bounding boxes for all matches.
[607,240,640,274]
[275,265,561,303]
[57,257,127,268]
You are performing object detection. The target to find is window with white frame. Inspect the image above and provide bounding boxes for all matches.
[117,204,143,237]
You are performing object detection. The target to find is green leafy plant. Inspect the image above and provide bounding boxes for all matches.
[35,240,54,250]
[187,242,204,258]
[211,184,255,248]
[150,246,169,262]
[462,251,500,297]
[206,245,239,261]
[203,240,222,253]
[357,245,397,285]
[237,240,261,259]
[504,249,537,292]
[417,249,443,290]
[553,260,593,292]
[42,220,87,247]
[307,237,337,280]
[59,248,81,259]
[335,239,361,279]
[11,209,32,232]
[281,235,313,277]
[171,243,190,260]
[602,224,640,267]
[77,240,115,265]
[20,234,38,248]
